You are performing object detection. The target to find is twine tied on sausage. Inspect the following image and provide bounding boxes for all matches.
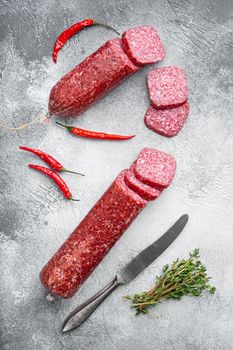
[0,113,52,136]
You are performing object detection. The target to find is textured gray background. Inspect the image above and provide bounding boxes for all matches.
[0,0,233,349]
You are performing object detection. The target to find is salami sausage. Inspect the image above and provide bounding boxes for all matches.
[49,26,165,118]
[40,170,146,298]
[134,148,176,188]
[40,148,176,298]
[122,26,165,66]
[49,39,139,117]
[144,101,190,137]
[148,66,188,109]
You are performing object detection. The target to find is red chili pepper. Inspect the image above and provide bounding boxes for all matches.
[28,164,79,201]
[53,18,119,63]
[19,146,84,176]
[56,122,135,141]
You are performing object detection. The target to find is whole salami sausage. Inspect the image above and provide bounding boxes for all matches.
[49,26,165,118]
[40,148,176,298]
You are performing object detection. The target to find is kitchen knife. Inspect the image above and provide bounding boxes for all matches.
[62,214,189,333]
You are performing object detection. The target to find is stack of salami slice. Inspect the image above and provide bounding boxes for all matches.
[145,66,189,137]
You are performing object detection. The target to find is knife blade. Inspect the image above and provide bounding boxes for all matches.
[62,214,188,333]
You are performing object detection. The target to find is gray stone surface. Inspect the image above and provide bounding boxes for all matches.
[0,0,233,349]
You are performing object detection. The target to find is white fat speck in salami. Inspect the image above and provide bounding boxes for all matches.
[135,148,176,188]
[144,101,190,137]
[122,26,165,66]
[148,66,188,108]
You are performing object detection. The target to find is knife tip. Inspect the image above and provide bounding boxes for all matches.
[62,316,81,333]
[181,213,189,220]
[61,322,71,333]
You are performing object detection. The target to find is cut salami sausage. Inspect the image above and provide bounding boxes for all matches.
[144,101,190,137]
[40,148,176,298]
[122,26,165,66]
[135,148,176,188]
[148,66,188,109]
[124,165,162,200]
[49,38,139,117]
[40,170,147,298]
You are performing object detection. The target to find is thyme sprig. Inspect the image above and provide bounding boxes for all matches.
[125,249,216,315]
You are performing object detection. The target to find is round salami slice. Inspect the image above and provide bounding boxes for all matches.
[144,101,190,137]
[148,66,188,109]
[134,148,176,188]
[122,26,165,66]
[124,166,162,201]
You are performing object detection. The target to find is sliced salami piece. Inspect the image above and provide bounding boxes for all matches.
[115,170,148,207]
[122,26,165,66]
[40,170,147,298]
[124,166,162,201]
[148,66,188,109]
[135,148,176,188]
[144,101,190,137]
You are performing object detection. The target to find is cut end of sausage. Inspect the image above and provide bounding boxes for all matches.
[148,66,188,109]
[124,165,162,201]
[144,101,190,137]
[122,26,166,66]
[134,148,176,188]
